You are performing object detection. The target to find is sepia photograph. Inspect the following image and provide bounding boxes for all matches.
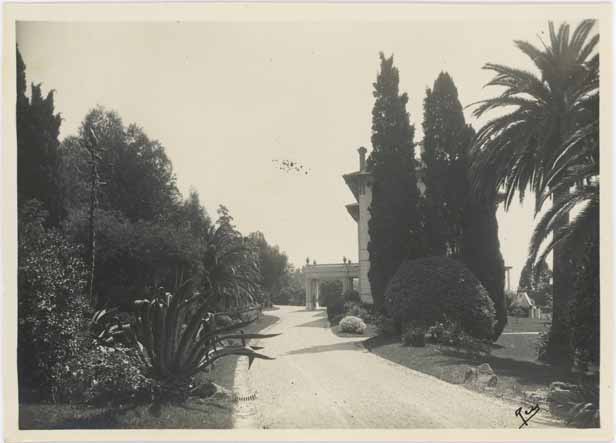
[2,2,613,441]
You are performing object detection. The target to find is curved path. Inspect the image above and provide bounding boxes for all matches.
[234,305,559,429]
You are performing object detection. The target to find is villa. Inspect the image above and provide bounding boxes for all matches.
[303,147,379,309]
[303,146,512,312]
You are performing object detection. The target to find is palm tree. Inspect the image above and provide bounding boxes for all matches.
[526,116,599,268]
[200,206,262,311]
[526,116,599,367]
[470,20,599,364]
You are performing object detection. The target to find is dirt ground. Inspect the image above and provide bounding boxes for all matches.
[236,306,562,428]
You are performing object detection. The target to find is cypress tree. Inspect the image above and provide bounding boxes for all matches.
[421,72,506,338]
[16,46,64,226]
[421,72,469,257]
[462,195,507,338]
[367,53,424,312]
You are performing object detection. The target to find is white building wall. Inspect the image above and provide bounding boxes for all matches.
[358,180,373,303]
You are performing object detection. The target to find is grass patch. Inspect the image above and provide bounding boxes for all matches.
[490,316,551,362]
[504,316,550,333]
[19,313,279,430]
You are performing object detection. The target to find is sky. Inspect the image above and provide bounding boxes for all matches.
[16,19,574,290]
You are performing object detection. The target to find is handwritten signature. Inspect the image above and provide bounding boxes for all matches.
[515,404,540,428]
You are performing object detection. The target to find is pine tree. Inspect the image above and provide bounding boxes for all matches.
[16,46,64,226]
[421,72,506,338]
[367,53,424,312]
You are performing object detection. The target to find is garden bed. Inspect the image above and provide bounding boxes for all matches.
[19,313,278,430]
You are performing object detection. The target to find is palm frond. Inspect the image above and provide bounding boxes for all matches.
[527,181,598,266]
[470,19,599,216]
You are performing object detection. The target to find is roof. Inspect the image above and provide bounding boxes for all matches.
[345,203,359,222]
[342,170,371,201]
[512,292,536,309]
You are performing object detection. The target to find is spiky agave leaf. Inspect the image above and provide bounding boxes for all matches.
[129,281,279,387]
[216,332,281,343]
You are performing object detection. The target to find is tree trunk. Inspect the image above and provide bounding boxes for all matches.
[542,186,576,365]
[87,160,98,308]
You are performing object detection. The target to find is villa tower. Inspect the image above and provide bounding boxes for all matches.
[342,147,373,304]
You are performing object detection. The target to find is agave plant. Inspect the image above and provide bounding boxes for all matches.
[89,281,279,395]
[89,307,132,346]
[127,281,278,389]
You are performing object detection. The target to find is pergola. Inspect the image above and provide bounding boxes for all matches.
[303,262,359,310]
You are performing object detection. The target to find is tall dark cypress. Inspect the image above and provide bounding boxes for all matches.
[421,72,506,338]
[421,72,469,257]
[16,46,64,226]
[367,53,424,312]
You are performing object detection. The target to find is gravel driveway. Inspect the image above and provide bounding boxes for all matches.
[233,305,560,429]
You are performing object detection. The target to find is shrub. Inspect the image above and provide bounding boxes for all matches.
[384,257,496,340]
[338,316,367,334]
[402,325,426,347]
[427,318,491,355]
[18,201,90,401]
[343,289,361,304]
[375,314,398,336]
[326,292,346,324]
[320,280,343,307]
[344,302,369,321]
[55,344,159,405]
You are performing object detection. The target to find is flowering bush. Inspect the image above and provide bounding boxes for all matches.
[427,318,490,355]
[344,302,370,321]
[18,201,90,401]
[338,316,367,334]
[55,344,159,405]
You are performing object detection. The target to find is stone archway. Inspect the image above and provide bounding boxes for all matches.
[303,263,359,310]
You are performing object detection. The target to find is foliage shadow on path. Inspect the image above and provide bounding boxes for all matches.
[284,341,363,356]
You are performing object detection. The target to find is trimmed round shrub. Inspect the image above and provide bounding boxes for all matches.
[338,316,367,334]
[384,257,496,340]
[343,289,361,304]
[326,292,346,324]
